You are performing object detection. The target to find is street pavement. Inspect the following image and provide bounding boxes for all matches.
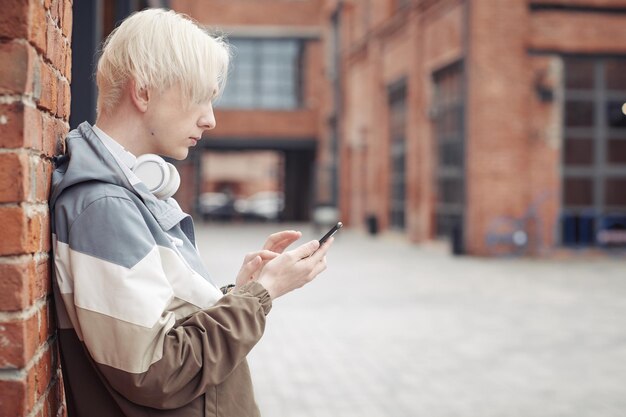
[195,221,626,417]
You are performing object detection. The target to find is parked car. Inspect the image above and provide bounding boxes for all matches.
[235,191,284,221]
[198,192,236,221]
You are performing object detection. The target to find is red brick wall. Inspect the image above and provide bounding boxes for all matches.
[172,0,324,27]
[0,0,71,416]
[531,9,626,53]
[339,0,626,254]
[212,109,320,138]
[340,0,465,235]
[465,0,533,255]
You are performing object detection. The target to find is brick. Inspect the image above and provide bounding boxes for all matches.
[0,257,51,311]
[58,79,71,120]
[29,0,48,55]
[38,304,51,352]
[0,261,32,310]
[0,103,44,151]
[32,158,53,202]
[64,43,72,82]
[50,0,61,26]
[0,152,30,203]
[0,206,48,256]
[0,319,33,369]
[59,38,69,76]
[25,344,55,415]
[42,113,68,157]
[0,305,49,369]
[0,104,27,148]
[38,61,58,114]
[39,212,51,253]
[0,379,26,417]
[0,1,46,53]
[45,18,65,74]
[0,41,33,95]
[0,0,30,40]
[0,153,52,203]
[61,0,73,39]
[56,79,66,119]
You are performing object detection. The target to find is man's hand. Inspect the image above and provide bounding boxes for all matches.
[235,250,279,289]
[256,237,333,300]
[234,230,302,289]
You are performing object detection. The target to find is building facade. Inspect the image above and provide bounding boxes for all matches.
[337,0,626,256]
[171,0,335,221]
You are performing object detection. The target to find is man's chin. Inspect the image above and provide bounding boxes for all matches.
[166,149,189,161]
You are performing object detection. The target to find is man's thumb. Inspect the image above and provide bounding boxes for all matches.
[295,240,320,259]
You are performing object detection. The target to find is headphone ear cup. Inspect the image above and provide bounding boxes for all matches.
[133,154,169,196]
[155,162,180,200]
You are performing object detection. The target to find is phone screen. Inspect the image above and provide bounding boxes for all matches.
[318,222,343,245]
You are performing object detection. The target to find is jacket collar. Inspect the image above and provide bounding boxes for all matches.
[76,122,189,231]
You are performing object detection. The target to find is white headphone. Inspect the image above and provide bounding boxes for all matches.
[132,154,181,200]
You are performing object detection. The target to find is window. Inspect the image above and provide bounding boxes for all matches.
[562,58,626,246]
[217,38,303,110]
[388,80,407,230]
[432,62,465,238]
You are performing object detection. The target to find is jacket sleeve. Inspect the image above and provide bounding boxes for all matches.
[58,196,271,409]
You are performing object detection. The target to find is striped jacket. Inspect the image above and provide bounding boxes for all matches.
[50,122,271,416]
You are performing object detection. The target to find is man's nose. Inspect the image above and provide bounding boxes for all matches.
[199,105,216,130]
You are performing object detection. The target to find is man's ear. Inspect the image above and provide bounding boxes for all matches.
[129,79,150,113]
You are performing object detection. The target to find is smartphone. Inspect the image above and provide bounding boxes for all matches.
[318,221,343,245]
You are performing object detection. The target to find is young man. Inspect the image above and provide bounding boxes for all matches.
[50,9,332,417]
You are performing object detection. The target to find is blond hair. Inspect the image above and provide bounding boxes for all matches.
[96,8,230,117]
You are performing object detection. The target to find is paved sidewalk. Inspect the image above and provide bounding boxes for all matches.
[195,222,626,417]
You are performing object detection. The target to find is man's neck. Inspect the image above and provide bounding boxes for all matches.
[96,114,150,156]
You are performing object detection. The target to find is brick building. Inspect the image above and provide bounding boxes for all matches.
[0,0,71,416]
[337,0,626,255]
[171,0,626,254]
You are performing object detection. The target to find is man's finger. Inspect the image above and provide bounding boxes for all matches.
[308,237,333,261]
[272,236,300,253]
[243,250,277,265]
[263,230,300,251]
[241,255,262,276]
[256,249,279,261]
[292,240,320,259]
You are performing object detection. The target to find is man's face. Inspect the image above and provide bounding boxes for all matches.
[144,85,216,160]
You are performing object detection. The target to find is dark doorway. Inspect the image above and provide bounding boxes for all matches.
[199,138,317,222]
